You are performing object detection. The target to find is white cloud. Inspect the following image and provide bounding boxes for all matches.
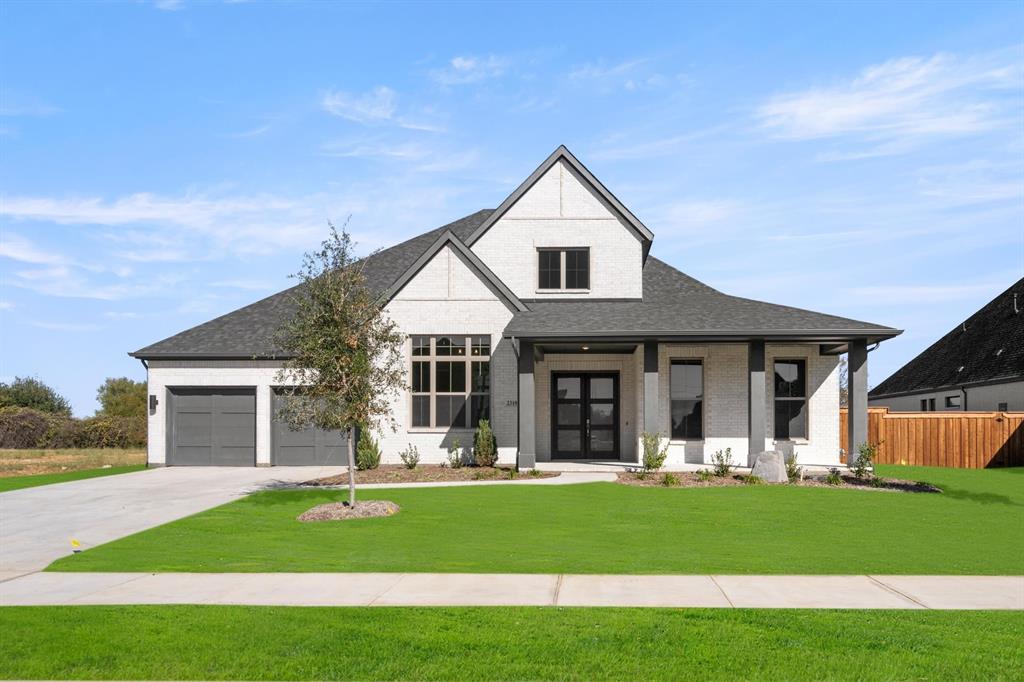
[230,123,272,138]
[849,281,1013,305]
[211,279,277,291]
[153,0,184,10]
[431,55,509,85]
[102,311,142,319]
[321,86,397,123]
[320,139,431,161]
[757,50,1022,144]
[30,320,101,332]
[0,233,68,265]
[0,91,60,117]
[0,301,13,311]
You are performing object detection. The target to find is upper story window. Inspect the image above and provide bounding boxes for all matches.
[773,359,807,440]
[410,335,490,430]
[537,248,589,291]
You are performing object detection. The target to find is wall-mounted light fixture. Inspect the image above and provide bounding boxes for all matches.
[149,395,158,414]
[581,346,590,351]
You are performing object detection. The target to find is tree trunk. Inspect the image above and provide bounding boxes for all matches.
[346,426,356,507]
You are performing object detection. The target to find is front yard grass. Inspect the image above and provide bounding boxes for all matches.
[2,606,1021,681]
[48,465,1023,575]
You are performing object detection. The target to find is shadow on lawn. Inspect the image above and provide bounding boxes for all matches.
[936,486,1021,507]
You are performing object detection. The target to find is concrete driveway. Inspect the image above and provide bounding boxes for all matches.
[0,466,345,576]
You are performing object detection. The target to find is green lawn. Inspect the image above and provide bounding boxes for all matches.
[2,606,1021,681]
[0,465,146,493]
[48,465,1024,575]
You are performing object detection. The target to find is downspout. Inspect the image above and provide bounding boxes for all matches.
[960,385,968,411]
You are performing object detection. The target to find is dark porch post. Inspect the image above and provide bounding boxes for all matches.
[748,339,766,466]
[643,341,659,462]
[518,340,536,468]
[847,338,868,467]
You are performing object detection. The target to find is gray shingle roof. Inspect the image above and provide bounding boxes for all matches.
[869,277,1024,398]
[132,209,900,358]
[506,258,900,341]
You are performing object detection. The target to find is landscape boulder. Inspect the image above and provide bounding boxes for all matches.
[750,450,787,483]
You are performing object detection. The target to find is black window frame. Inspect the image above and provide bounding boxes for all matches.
[410,335,490,430]
[773,359,807,440]
[945,395,961,409]
[537,247,590,291]
[669,359,704,440]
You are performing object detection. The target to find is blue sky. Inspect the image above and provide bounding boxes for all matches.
[1,1,1022,416]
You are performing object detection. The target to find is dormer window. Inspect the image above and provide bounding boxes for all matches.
[538,247,589,291]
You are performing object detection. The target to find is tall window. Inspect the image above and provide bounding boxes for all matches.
[773,359,807,439]
[537,248,589,290]
[670,360,703,440]
[410,335,490,429]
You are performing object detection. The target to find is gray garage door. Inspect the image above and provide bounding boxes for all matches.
[168,388,256,466]
[271,390,348,465]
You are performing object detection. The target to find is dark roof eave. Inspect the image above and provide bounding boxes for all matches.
[503,329,903,342]
[128,351,295,360]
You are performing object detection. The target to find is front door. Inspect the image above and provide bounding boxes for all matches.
[551,373,619,459]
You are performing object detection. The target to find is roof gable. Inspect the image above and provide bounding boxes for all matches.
[465,145,654,256]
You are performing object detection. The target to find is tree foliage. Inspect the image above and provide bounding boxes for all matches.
[96,377,147,417]
[0,376,72,415]
[274,222,405,504]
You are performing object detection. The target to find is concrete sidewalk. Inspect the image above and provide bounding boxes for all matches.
[2,572,1021,609]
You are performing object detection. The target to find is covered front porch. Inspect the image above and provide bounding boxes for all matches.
[513,337,871,470]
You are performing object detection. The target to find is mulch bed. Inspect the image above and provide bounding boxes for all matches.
[617,471,942,494]
[297,500,400,522]
[302,465,559,486]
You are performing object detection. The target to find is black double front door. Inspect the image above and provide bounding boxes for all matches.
[551,373,620,459]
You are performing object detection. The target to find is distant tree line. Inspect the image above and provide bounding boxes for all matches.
[0,376,147,449]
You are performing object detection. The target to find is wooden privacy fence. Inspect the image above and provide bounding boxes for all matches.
[840,407,1024,468]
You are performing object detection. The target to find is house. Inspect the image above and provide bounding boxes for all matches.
[130,146,901,469]
[869,277,1023,413]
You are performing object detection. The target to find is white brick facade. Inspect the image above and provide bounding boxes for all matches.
[471,160,644,300]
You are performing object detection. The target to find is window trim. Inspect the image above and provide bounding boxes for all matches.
[408,335,491,433]
[772,357,809,442]
[944,395,961,410]
[668,358,705,443]
[536,247,591,293]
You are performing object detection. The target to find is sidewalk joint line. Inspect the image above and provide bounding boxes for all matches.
[867,575,931,609]
[68,572,153,604]
[0,570,38,584]
[552,574,564,606]
[709,575,735,608]
[367,573,406,607]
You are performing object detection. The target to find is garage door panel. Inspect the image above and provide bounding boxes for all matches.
[271,390,347,465]
[169,388,256,466]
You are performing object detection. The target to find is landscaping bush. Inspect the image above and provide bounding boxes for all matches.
[355,433,381,470]
[640,432,668,476]
[711,448,733,477]
[852,442,878,480]
[473,419,498,467]
[398,444,420,470]
[661,472,680,487]
[744,474,764,485]
[786,453,802,483]
[0,407,145,449]
[445,438,464,469]
[0,376,72,415]
[825,467,843,486]
[696,468,713,482]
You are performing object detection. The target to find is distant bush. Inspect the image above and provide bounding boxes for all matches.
[355,433,381,470]
[786,453,802,483]
[0,377,72,416]
[661,472,680,487]
[696,468,714,482]
[96,377,147,418]
[640,432,668,476]
[744,474,764,485]
[851,442,878,480]
[473,419,498,467]
[825,468,843,486]
[398,444,420,470]
[0,407,145,449]
[711,448,733,477]
[444,438,464,469]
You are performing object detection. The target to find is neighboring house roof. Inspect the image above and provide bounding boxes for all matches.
[505,258,899,343]
[131,209,901,359]
[869,277,1024,398]
[464,145,655,259]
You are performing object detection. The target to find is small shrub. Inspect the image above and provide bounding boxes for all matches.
[711,448,733,477]
[507,469,519,480]
[446,438,464,469]
[355,433,381,470]
[696,468,713,482]
[785,453,802,483]
[398,444,420,470]
[851,442,878,480]
[661,472,680,487]
[744,474,764,485]
[640,432,669,475]
[473,419,498,467]
[825,467,843,486]
[472,469,486,480]
[869,475,885,488]
[528,468,542,477]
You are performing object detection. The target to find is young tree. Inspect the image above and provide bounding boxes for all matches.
[274,223,405,507]
[96,377,147,417]
[0,376,72,415]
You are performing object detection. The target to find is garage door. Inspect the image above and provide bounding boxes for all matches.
[271,389,349,465]
[168,388,256,466]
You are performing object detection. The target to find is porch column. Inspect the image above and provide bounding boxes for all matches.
[643,341,660,437]
[517,340,536,469]
[748,339,766,466]
[846,338,868,467]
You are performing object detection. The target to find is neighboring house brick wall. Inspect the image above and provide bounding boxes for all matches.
[471,160,644,300]
[381,244,516,465]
